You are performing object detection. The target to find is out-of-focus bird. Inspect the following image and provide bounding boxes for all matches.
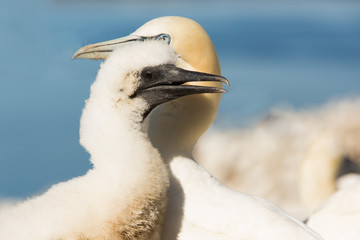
[195,98,360,219]
[306,173,360,240]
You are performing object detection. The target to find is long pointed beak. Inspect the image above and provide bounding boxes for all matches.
[134,64,229,119]
[73,34,171,60]
[136,64,229,94]
[73,35,143,59]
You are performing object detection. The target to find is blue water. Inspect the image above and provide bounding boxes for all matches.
[0,1,360,198]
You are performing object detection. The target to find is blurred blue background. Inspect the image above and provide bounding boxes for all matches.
[0,0,359,198]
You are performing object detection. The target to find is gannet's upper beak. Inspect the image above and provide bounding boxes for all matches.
[73,34,171,60]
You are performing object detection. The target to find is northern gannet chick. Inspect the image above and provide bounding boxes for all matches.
[0,40,228,240]
[73,17,322,239]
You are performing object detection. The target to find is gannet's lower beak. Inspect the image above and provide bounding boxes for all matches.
[134,64,229,119]
[73,34,170,60]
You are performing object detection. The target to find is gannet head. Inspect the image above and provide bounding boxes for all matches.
[74,16,220,75]
[74,16,223,158]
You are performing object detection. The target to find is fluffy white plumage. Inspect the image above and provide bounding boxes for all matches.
[0,41,173,240]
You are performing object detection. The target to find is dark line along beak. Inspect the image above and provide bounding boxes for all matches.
[73,34,171,60]
[133,64,229,119]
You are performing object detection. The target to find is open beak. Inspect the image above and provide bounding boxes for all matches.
[134,64,229,119]
[73,34,171,60]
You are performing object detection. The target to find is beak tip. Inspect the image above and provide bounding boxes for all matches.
[219,88,227,93]
[223,78,230,87]
[72,44,96,60]
[72,48,83,60]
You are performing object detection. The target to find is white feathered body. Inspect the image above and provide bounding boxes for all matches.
[160,157,322,240]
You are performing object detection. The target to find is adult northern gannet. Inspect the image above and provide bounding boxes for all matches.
[0,40,228,240]
[73,16,322,239]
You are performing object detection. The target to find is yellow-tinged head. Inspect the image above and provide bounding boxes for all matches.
[133,16,221,76]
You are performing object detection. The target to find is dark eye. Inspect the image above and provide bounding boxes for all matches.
[156,34,171,44]
[144,71,153,79]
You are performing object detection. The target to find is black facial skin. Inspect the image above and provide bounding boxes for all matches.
[131,64,229,120]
